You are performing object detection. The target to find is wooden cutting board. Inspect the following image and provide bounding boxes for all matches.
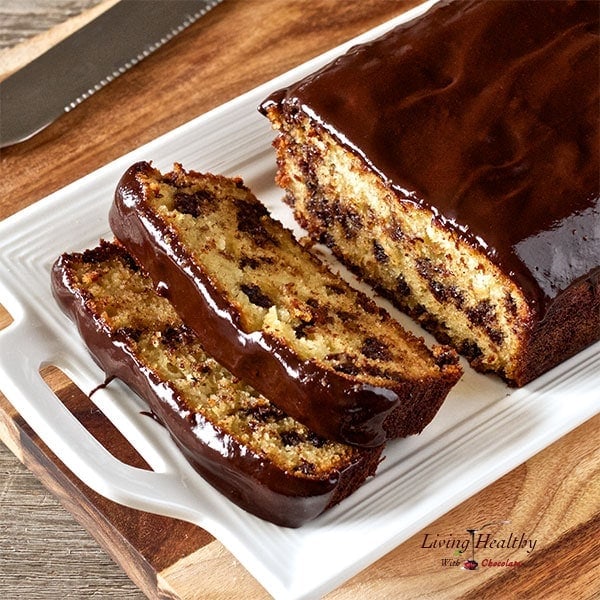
[1,370,599,599]
[1,1,599,598]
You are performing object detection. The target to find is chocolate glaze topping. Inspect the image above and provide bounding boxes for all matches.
[262,0,600,319]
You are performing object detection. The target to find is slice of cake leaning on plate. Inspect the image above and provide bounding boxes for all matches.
[109,161,461,448]
[51,241,385,527]
[260,0,600,386]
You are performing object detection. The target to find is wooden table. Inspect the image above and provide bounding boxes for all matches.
[1,1,599,598]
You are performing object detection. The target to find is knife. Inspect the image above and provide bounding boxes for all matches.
[0,0,223,148]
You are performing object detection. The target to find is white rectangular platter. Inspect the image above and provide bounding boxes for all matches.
[0,2,598,598]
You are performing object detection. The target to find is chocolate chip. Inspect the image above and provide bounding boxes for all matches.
[415,257,432,280]
[294,299,333,338]
[299,151,321,196]
[504,293,518,316]
[294,319,314,339]
[244,404,285,422]
[460,339,483,360]
[373,240,389,263]
[416,311,445,337]
[466,300,495,327]
[325,283,346,295]
[239,256,274,270]
[240,283,273,308]
[239,256,261,269]
[337,205,363,240]
[306,431,327,448]
[429,280,448,303]
[328,353,360,376]
[161,325,195,347]
[335,362,360,375]
[337,310,355,323]
[236,200,278,247]
[361,337,392,361]
[173,189,217,217]
[307,194,334,228]
[319,230,336,248]
[307,299,333,326]
[356,294,378,315]
[280,430,303,447]
[413,303,426,317]
[395,274,411,297]
[448,286,465,309]
[433,346,460,368]
[488,328,505,346]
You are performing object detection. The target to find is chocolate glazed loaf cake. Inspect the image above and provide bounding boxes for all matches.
[260,0,600,387]
[51,242,383,527]
[109,161,461,448]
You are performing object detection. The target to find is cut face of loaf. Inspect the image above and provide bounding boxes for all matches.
[51,241,383,527]
[109,162,461,448]
[263,114,600,386]
[264,116,531,382]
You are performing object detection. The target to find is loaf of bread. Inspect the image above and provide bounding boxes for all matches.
[260,0,599,386]
[51,241,384,527]
[109,161,461,448]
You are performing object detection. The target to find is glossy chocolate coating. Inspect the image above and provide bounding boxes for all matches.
[110,162,457,447]
[51,245,382,528]
[262,0,599,319]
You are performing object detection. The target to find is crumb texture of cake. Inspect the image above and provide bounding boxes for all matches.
[261,0,600,386]
[109,161,461,447]
[51,241,383,527]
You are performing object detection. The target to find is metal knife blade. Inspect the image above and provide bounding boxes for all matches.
[0,0,223,148]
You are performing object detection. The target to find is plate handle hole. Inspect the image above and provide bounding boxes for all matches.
[39,365,152,472]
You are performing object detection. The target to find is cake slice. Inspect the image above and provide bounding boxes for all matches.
[260,0,599,386]
[109,161,461,448]
[51,241,384,527]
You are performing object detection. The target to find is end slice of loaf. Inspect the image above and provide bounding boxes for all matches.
[109,161,462,447]
[51,241,383,527]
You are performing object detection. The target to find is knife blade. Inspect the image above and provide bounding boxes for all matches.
[0,0,223,148]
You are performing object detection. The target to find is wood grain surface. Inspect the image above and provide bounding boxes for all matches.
[0,0,102,50]
[1,1,599,599]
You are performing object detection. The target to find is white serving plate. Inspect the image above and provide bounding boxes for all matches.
[0,2,598,598]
